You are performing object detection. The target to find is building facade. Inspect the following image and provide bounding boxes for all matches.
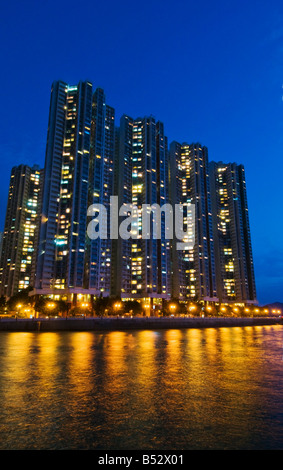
[0,164,42,298]
[34,81,115,303]
[209,161,257,303]
[35,80,93,296]
[84,88,115,296]
[169,142,217,302]
[112,114,133,297]
[113,115,172,307]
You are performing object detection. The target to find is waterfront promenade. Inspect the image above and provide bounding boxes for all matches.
[0,316,281,331]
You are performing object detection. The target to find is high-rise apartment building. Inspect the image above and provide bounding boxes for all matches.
[34,81,115,302]
[112,114,133,297]
[54,81,93,291]
[84,88,115,296]
[156,121,171,298]
[35,81,68,292]
[169,142,217,302]
[169,141,187,299]
[113,115,171,305]
[35,80,93,295]
[209,161,257,303]
[0,164,42,298]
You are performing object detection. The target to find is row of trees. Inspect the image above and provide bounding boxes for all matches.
[0,288,277,318]
[0,288,145,317]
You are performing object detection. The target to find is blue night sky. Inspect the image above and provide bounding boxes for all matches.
[0,0,283,305]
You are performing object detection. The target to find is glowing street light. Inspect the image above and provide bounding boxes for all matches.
[188,304,196,312]
[143,303,151,316]
[114,302,122,314]
[169,303,177,315]
[16,303,22,316]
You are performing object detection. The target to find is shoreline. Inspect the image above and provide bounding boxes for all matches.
[0,316,281,332]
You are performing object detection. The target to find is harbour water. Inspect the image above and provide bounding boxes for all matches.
[0,325,283,450]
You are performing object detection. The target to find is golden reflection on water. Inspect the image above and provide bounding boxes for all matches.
[104,332,129,399]
[0,325,282,449]
[67,332,95,399]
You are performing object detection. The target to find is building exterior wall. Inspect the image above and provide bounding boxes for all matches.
[0,165,42,297]
[169,142,217,302]
[209,161,257,303]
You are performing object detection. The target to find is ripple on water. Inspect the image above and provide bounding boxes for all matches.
[0,325,282,450]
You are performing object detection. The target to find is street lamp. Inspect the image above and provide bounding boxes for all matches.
[144,303,150,316]
[188,304,196,315]
[114,302,122,315]
[46,302,56,316]
[169,303,177,315]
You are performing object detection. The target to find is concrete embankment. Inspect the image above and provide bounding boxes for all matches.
[0,316,281,332]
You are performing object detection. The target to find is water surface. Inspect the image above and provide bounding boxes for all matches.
[0,325,282,450]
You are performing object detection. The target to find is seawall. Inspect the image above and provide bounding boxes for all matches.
[0,316,281,332]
